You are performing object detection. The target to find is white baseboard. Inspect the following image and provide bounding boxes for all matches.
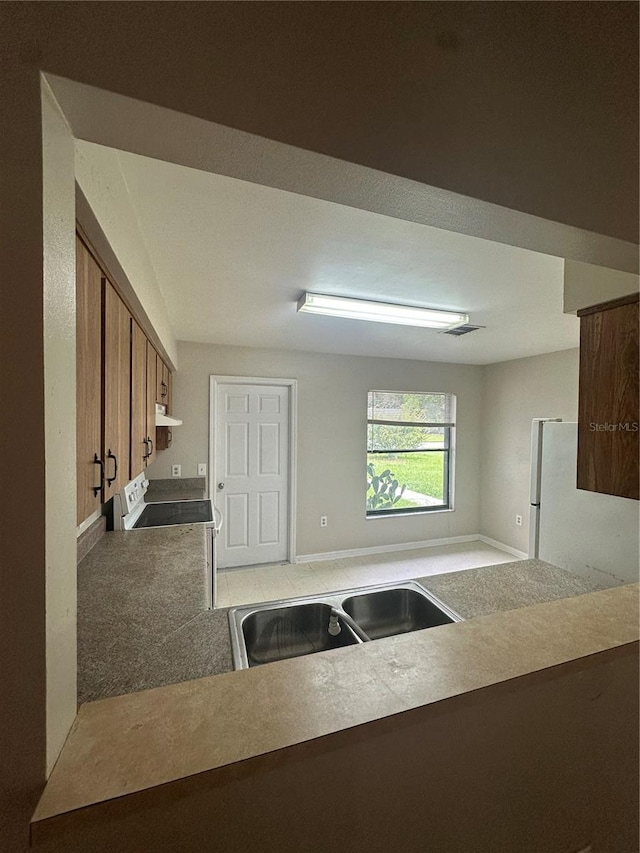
[296,534,527,564]
[296,534,482,564]
[476,535,528,560]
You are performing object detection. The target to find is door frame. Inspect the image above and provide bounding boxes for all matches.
[209,375,298,566]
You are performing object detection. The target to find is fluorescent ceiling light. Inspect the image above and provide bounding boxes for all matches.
[297,292,469,330]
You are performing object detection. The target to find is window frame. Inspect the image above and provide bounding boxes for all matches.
[366,391,455,518]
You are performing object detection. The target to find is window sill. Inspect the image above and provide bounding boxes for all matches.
[366,507,453,520]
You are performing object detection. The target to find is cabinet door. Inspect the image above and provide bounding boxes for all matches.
[577,295,639,500]
[166,368,172,413]
[156,352,170,405]
[155,426,172,452]
[104,282,132,498]
[146,341,157,466]
[76,237,103,524]
[156,351,162,403]
[130,321,148,478]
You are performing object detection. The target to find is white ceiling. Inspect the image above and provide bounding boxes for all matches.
[82,141,579,365]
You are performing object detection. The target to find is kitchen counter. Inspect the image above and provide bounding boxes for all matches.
[145,477,207,502]
[34,582,639,845]
[77,525,232,704]
[78,524,599,704]
[419,558,598,618]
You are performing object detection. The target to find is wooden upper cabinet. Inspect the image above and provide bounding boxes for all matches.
[130,321,149,479]
[103,282,132,499]
[166,368,172,413]
[76,228,173,523]
[146,341,158,466]
[155,352,163,404]
[76,237,103,524]
[577,293,639,500]
[156,352,170,406]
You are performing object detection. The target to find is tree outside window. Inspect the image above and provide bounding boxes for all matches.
[366,391,455,515]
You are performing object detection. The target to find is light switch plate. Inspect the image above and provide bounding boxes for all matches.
[198,463,207,476]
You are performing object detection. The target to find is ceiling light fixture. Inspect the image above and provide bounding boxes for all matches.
[297,292,469,330]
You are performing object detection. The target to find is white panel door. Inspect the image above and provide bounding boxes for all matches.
[216,383,290,568]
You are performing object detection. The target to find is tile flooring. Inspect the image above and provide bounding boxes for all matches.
[216,540,518,608]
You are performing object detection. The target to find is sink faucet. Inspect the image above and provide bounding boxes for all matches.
[328,608,371,642]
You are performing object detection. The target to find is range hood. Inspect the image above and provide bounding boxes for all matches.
[155,403,183,427]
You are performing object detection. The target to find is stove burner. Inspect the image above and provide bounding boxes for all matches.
[133,500,213,529]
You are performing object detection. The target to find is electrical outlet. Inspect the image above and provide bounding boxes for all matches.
[197,463,207,477]
[171,464,181,478]
[515,514,523,527]
[320,515,328,528]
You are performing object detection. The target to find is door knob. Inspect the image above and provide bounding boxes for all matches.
[217,482,225,490]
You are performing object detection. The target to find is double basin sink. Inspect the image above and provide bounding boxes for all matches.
[228,581,462,669]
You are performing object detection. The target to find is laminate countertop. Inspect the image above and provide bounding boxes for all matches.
[77,524,232,704]
[78,503,600,705]
[35,581,639,841]
[144,478,207,502]
[419,558,598,618]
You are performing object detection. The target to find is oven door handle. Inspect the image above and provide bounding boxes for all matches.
[213,504,223,534]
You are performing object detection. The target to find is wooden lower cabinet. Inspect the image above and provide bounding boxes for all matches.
[76,237,103,524]
[577,293,639,500]
[103,282,132,500]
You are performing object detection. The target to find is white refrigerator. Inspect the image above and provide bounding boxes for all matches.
[528,419,639,589]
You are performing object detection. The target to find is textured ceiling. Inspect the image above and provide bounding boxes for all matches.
[81,141,579,365]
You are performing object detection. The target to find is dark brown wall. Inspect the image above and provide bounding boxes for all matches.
[0,62,47,853]
[3,1,639,241]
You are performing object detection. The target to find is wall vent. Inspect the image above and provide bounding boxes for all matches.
[442,324,485,336]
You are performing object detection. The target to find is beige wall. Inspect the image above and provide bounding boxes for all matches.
[148,342,483,555]
[42,83,78,773]
[564,259,640,314]
[75,142,178,366]
[150,344,582,558]
[480,349,580,552]
[5,4,640,242]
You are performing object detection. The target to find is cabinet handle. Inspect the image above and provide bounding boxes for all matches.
[142,437,149,459]
[106,449,118,486]
[92,454,104,496]
[168,429,172,447]
[147,435,154,456]
[161,382,167,398]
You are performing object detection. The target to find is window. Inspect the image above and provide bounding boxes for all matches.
[366,391,455,516]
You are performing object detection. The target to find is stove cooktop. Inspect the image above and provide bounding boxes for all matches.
[133,500,213,529]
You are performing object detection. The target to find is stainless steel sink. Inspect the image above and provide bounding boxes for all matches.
[239,602,360,667]
[342,587,455,640]
[228,582,462,669]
